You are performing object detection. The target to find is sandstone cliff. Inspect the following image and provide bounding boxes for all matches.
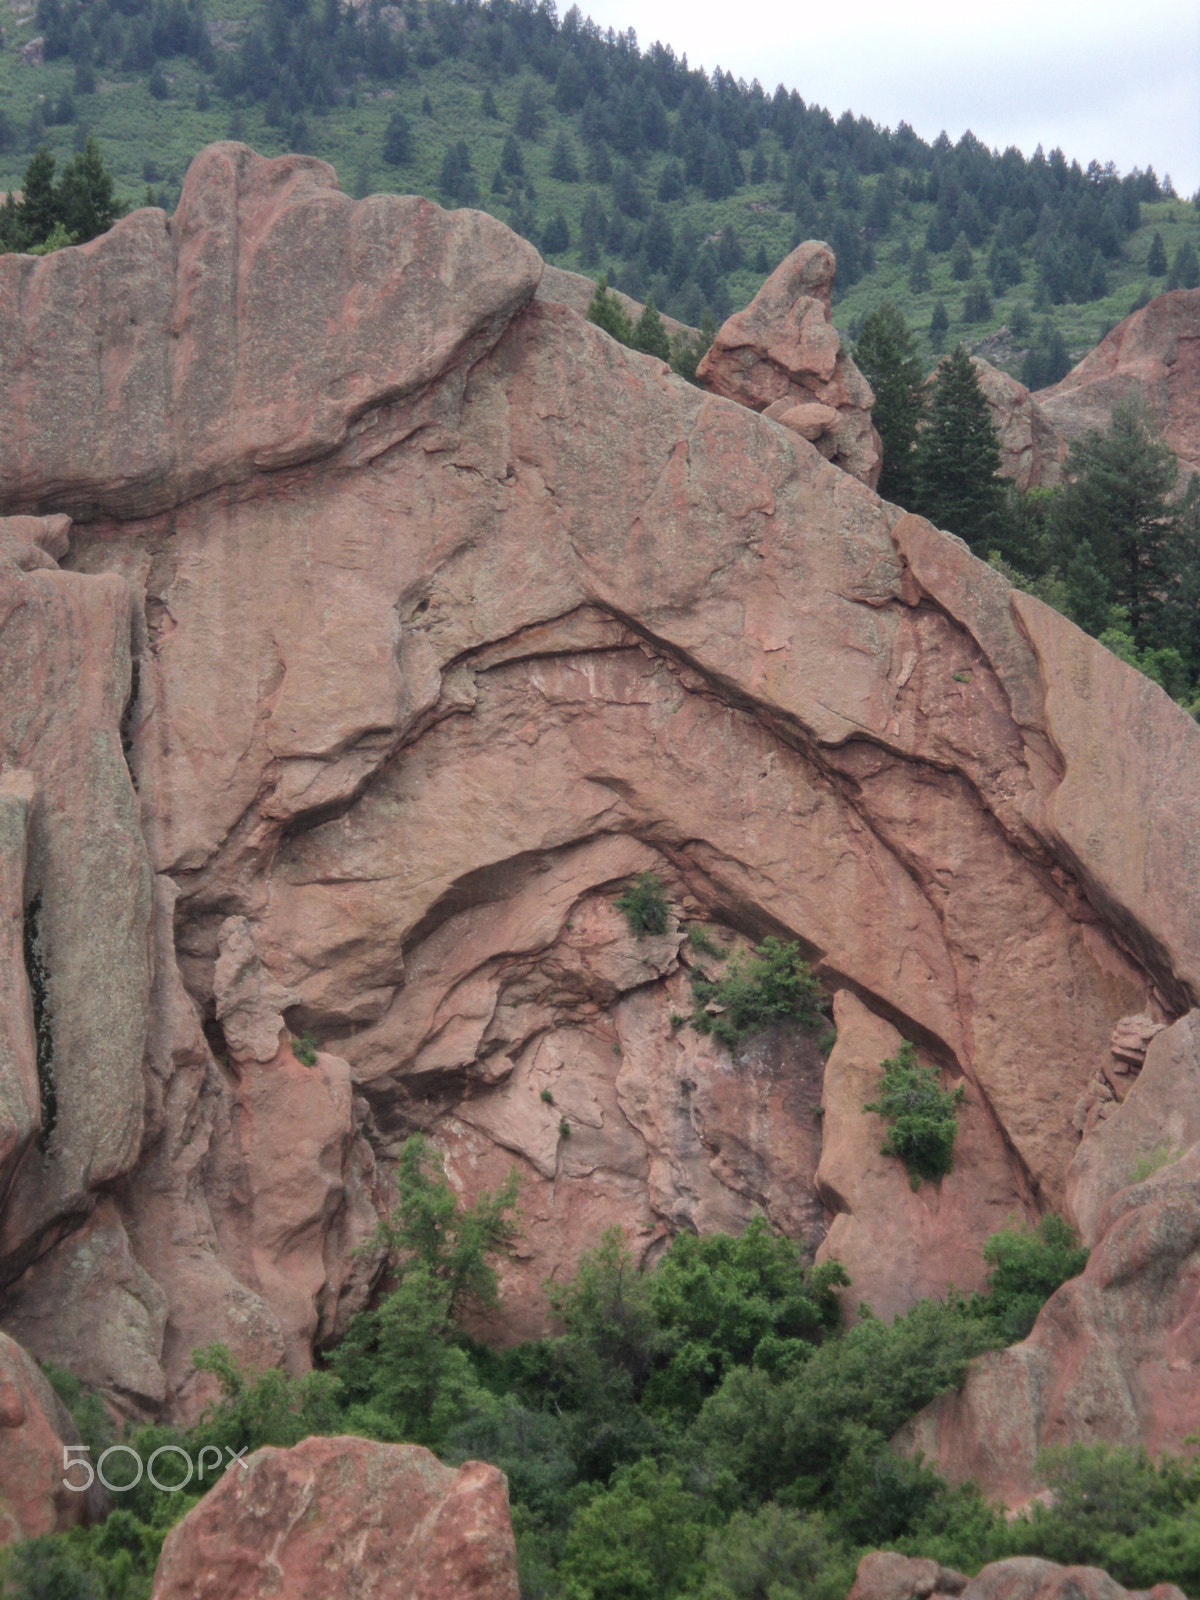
[1,143,1198,1425]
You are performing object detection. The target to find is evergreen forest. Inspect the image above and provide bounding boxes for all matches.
[0,0,1198,374]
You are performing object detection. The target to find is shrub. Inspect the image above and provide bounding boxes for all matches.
[292,1031,318,1066]
[689,937,822,1048]
[614,873,669,937]
[863,1041,963,1186]
[968,1215,1088,1341]
[686,924,725,958]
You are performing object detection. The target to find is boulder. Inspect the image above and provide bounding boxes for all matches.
[847,1551,1183,1600]
[696,240,883,485]
[1036,288,1200,480]
[149,1436,519,1600]
[0,1329,93,1544]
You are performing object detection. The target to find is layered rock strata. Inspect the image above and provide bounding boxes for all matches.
[0,143,1197,1412]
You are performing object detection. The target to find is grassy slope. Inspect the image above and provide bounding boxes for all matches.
[1,2,1198,374]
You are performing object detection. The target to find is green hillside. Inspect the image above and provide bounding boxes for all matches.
[1,0,1198,380]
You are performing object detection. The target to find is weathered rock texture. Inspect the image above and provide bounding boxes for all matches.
[150,1436,519,1600]
[846,1551,1183,1600]
[1036,288,1200,481]
[696,241,883,486]
[899,1080,1200,1505]
[0,1329,94,1544]
[970,358,1065,490]
[0,143,1199,1412]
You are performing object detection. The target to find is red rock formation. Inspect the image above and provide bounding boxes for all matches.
[1035,288,1200,480]
[969,357,1065,490]
[847,1551,1183,1600]
[0,1329,94,1544]
[0,143,1198,1408]
[696,240,883,486]
[898,1049,1200,1505]
[150,1436,519,1600]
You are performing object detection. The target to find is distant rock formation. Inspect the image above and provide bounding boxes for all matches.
[1036,288,1200,482]
[969,357,1066,491]
[1,144,1198,1425]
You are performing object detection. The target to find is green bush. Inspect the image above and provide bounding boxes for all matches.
[291,1030,318,1066]
[614,873,670,937]
[689,937,823,1048]
[864,1041,964,1186]
[686,923,725,959]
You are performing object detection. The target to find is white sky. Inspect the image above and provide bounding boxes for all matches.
[580,0,1200,197]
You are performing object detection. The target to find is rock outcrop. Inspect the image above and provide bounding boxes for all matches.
[0,1329,95,1544]
[846,1551,1184,1600]
[150,1436,519,1599]
[696,240,883,486]
[0,143,1199,1408]
[970,358,1066,490]
[1036,288,1200,481]
[898,1058,1200,1505]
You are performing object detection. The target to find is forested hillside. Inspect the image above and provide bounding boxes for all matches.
[1,0,1198,376]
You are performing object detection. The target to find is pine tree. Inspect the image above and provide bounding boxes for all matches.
[382,111,412,167]
[1050,404,1178,644]
[541,210,569,255]
[549,131,578,182]
[20,146,59,247]
[928,299,949,350]
[586,275,633,344]
[853,302,925,506]
[950,232,973,280]
[908,246,931,292]
[912,344,1006,551]
[631,295,670,361]
[56,138,121,242]
[514,81,543,140]
[1063,538,1115,636]
[1147,231,1167,276]
[1168,240,1200,291]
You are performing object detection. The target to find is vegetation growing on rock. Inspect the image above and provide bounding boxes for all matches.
[688,937,824,1048]
[864,1041,964,1187]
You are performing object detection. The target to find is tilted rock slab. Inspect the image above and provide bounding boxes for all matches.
[0,1329,98,1543]
[969,357,1065,491]
[150,1436,519,1600]
[0,143,1198,1407]
[1035,287,1200,480]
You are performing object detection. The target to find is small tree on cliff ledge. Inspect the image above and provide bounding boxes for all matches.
[864,1040,964,1187]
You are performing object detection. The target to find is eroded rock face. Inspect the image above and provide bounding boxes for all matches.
[1036,288,1200,480]
[846,1551,1183,1600]
[149,1436,519,1600]
[970,357,1065,490]
[897,1114,1200,1505]
[0,1329,93,1544]
[696,241,883,486]
[1,144,1199,1412]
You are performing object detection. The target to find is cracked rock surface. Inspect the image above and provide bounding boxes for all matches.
[0,143,1198,1421]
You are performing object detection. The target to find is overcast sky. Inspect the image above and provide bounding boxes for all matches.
[579,0,1200,197]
